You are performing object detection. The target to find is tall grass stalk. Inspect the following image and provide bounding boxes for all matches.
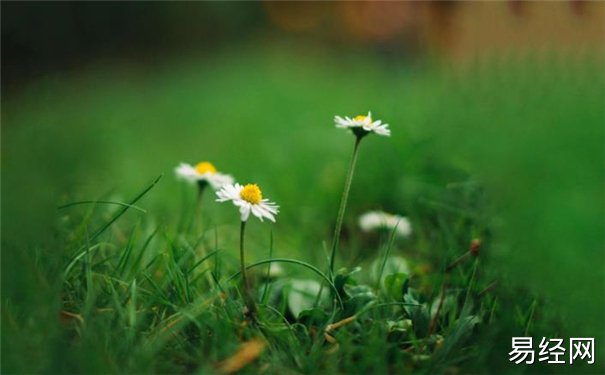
[194,182,207,234]
[239,221,257,318]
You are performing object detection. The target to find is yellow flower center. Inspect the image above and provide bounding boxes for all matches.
[355,115,371,122]
[240,184,262,205]
[195,162,217,175]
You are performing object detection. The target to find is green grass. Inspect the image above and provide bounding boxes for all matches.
[2,40,604,374]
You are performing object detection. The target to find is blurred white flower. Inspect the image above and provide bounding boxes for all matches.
[175,161,234,190]
[266,263,284,278]
[288,279,329,318]
[358,211,412,237]
[216,183,279,222]
[334,111,391,136]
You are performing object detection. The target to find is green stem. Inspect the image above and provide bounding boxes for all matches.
[194,183,216,288]
[239,221,257,317]
[524,299,537,336]
[329,135,363,277]
[194,182,206,234]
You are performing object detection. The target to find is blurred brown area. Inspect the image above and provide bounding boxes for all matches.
[2,1,603,89]
[264,1,605,62]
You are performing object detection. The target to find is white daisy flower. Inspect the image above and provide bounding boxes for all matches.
[359,211,412,237]
[216,183,279,222]
[334,111,391,137]
[175,161,234,190]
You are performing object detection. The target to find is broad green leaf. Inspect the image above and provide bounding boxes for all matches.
[370,256,410,285]
[384,272,409,301]
[343,284,376,315]
[288,279,329,318]
[298,307,329,327]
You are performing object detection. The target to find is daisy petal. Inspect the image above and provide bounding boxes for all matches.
[175,163,200,183]
[239,204,251,222]
[251,205,265,222]
[257,204,276,222]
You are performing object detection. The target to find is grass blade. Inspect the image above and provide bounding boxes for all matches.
[260,230,274,304]
[376,220,400,291]
[63,174,163,279]
[58,200,147,213]
[225,258,344,311]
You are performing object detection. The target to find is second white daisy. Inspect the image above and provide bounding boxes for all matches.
[334,111,391,137]
[328,111,391,276]
[216,183,279,222]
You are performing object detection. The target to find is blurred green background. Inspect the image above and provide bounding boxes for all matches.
[2,1,604,372]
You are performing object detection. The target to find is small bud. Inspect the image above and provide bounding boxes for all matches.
[434,335,445,352]
[470,239,481,257]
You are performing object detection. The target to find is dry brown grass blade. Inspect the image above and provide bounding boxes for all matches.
[216,338,266,374]
[60,310,84,325]
[325,315,356,333]
[323,315,356,353]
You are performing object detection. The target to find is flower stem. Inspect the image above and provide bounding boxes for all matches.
[329,135,363,277]
[239,220,257,318]
[194,182,206,234]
